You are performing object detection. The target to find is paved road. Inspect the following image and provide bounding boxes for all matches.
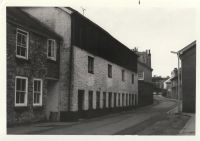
[8,95,177,135]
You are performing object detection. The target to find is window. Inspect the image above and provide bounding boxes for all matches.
[132,74,134,84]
[88,91,93,110]
[15,76,28,106]
[16,29,29,59]
[96,91,100,109]
[33,79,43,106]
[103,92,106,108]
[88,56,94,74]
[108,64,112,78]
[122,70,125,81]
[78,90,84,111]
[138,72,144,80]
[47,39,56,60]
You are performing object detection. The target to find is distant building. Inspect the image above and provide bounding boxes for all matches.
[163,78,172,97]
[179,41,196,113]
[133,48,152,82]
[133,48,153,106]
[152,76,169,90]
[168,68,181,99]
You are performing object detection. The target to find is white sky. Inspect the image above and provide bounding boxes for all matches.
[73,6,196,77]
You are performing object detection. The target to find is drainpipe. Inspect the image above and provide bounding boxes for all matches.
[68,14,75,112]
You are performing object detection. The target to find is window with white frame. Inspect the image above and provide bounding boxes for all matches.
[16,29,29,59]
[15,76,28,106]
[47,39,56,60]
[33,79,43,106]
[138,72,144,80]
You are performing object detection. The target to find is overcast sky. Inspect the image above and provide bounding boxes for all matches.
[72,6,196,77]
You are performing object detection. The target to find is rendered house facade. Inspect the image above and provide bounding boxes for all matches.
[179,41,196,113]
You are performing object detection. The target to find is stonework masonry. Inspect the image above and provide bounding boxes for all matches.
[7,20,61,125]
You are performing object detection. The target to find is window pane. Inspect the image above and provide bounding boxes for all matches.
[16,92,20,103]
[20,47,26,57]
[21,35,26,46]
[34,81,37,91]
[16,78,21,91]
[37,81,41,91]
[17,33,22,45]
[21,79,26,91]
[19,92,25,103]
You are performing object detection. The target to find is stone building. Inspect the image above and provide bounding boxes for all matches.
[133,48,153,106]
[7,7,138,125]
[169,68,180,99]
[7,8,62,125]
[133,49,152,82]
[163,78,172,97]
[179,41,196,113]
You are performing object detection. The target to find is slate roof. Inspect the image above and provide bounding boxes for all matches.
[7,7,62,40]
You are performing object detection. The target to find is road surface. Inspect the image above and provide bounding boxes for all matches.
[8,95,177,135]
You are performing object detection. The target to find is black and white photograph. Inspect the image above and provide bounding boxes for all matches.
[0,0,198,138]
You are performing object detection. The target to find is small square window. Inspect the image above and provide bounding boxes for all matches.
[47,39,56,60]
[15,76,28,106]
[16,29,29,59]
[138,72,144,80]
[88,56,94,74]
[33,79,43,106]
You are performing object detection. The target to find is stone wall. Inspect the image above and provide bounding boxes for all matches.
[21,7,72,112]
[7,22,60,126]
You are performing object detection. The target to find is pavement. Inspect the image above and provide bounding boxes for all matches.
[7,95,193,135]
[179,113,195,135]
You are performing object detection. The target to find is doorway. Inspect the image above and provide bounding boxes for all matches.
[78,90,84,112]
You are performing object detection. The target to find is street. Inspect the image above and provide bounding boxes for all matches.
[8,95,188,135]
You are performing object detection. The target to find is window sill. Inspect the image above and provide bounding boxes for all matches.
[88,72,94,74]
[14,106,28,111]
[47,57,56,61]
[33,105,44,110]
[16,56,29,61]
